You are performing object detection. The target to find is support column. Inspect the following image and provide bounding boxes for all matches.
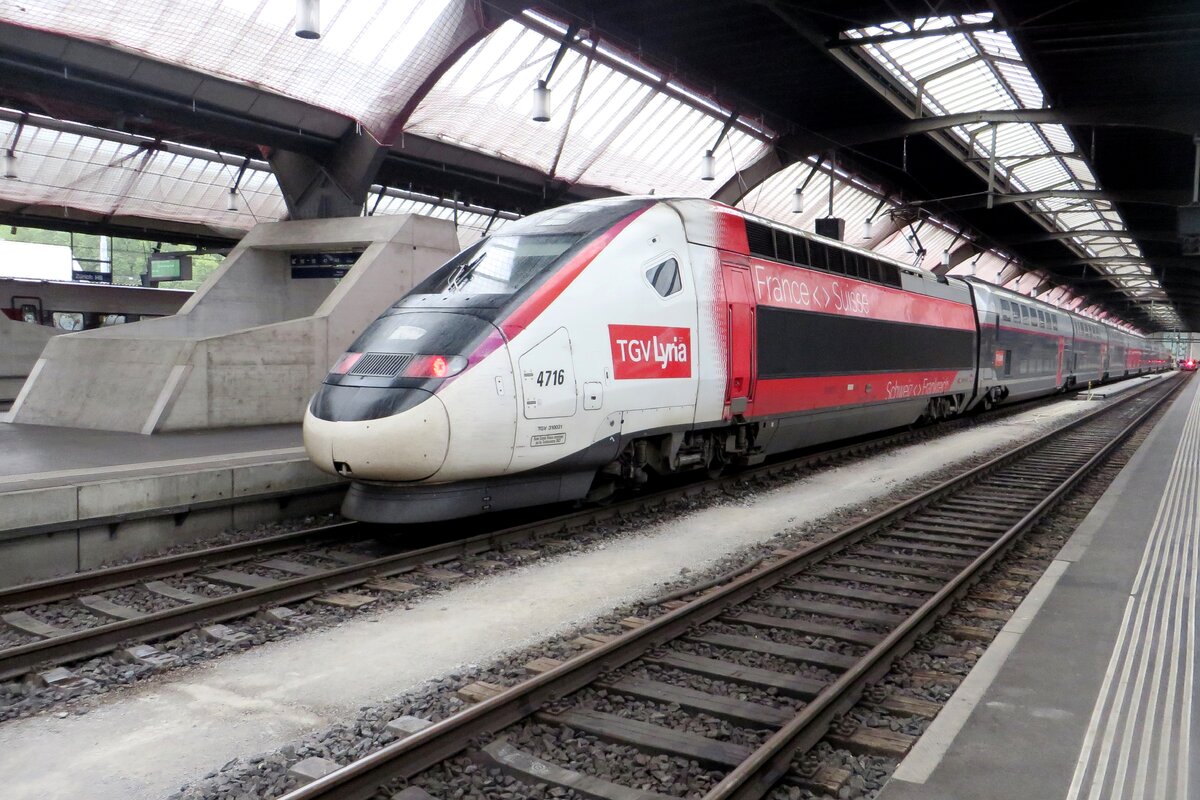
[270,128,388,219]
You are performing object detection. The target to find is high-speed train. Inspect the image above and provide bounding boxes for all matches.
[303,197,1170,523]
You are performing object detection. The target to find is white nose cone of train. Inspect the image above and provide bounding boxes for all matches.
[303,393,451,482]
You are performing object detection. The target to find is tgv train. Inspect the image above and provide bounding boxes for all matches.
[303,197,1170,523]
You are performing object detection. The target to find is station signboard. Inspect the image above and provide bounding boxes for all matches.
[290,251,360,279]
[72,268,113,284]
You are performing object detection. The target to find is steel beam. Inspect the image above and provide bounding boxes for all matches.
[827,107,1200,144]
[711,147,787,205]
[270,128,390,220]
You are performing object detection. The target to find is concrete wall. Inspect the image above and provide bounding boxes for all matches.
[11,215,460,432]
[0,315,56,403]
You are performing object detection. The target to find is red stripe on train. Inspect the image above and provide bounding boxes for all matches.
[500,207,651,340]
[750,370,965,416]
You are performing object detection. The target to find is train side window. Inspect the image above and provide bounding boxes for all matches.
[744,221,775,260]
[884,263,902,287]
[791,234,809,266]
[1020,305,1030,325]
[773,229,794,263]
[1000,299,1011,321]
[867,259,882,283]
[1036,310,1045,328]
[827,247,845,274]
[844,253,860,278]
[646,258,682,297]
[809,242,829,271]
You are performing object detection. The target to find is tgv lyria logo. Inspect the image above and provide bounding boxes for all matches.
[608,324,692,379]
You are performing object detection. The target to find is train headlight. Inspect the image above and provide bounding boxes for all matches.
[330,352,363,375]
[405,355,468,379]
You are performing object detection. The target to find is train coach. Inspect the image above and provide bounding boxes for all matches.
[304,197,1168,523]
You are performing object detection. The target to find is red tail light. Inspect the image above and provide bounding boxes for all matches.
[330,352,363,375]
[404,355,467,379]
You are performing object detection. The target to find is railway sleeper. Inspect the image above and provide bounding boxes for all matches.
[594,677,793,728]
[477,738,671,800]
[535,707,753,769]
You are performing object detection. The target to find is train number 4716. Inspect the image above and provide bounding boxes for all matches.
[535,369,566,386]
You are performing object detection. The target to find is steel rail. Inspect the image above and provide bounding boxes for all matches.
[0,503,624,681]
[704,374,1184,799]
[0,385,1049,619]
[276,373,1181,800]
[0,521,360,608]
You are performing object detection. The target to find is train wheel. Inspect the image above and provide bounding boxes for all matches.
[981,393,994,412]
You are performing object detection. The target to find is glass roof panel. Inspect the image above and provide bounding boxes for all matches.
[736,159,896,243]
[923,59,1016,115]
[842,14,1172,323]
[366,189,517,243]
[1,111,286,228]
[1,107,528,242]
[408,17,774,197]
[0,0,479,140]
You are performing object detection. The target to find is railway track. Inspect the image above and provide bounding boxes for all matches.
[0,382,1145,686]
[270,374,1182,800]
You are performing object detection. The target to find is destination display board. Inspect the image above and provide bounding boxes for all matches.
[147,253,193,283]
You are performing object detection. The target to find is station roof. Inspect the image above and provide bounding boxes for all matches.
[0,1,1196,331]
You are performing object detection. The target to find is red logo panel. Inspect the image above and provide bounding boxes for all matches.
[608,325,692,379]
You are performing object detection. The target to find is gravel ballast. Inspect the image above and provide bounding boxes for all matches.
[0,394,1135,800]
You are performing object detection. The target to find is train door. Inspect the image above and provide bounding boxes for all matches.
[1056,335,1066,388]
[722,264,756,415]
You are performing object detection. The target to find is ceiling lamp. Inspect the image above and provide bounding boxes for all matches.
[941,248,951,268]
[791,187,805,214]
[531,23,579,123]
[224,156,249,213]
[861,218,872,239]
[295,0,320,39]
[700,110,739,182]
[3,149,15,180]
[531,79,551,123]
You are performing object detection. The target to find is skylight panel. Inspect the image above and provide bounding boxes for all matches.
[925,59,1014,114]
[1,110,287,230]
[409,18,773,197]
[736,158,896,241]
[841,14,1169,320]
[0,0,475,141]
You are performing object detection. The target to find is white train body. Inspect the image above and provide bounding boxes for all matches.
[304,197,1168,523]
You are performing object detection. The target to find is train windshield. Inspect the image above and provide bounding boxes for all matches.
[414,233,578,297]
[399,197,656,312]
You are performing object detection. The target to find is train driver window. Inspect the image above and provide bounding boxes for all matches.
[646,258,682,297]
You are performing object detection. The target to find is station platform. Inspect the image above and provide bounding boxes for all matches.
[879,374,1198,800]
[0,421,344,584]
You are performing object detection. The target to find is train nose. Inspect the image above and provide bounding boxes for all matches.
[303,389,450,481]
